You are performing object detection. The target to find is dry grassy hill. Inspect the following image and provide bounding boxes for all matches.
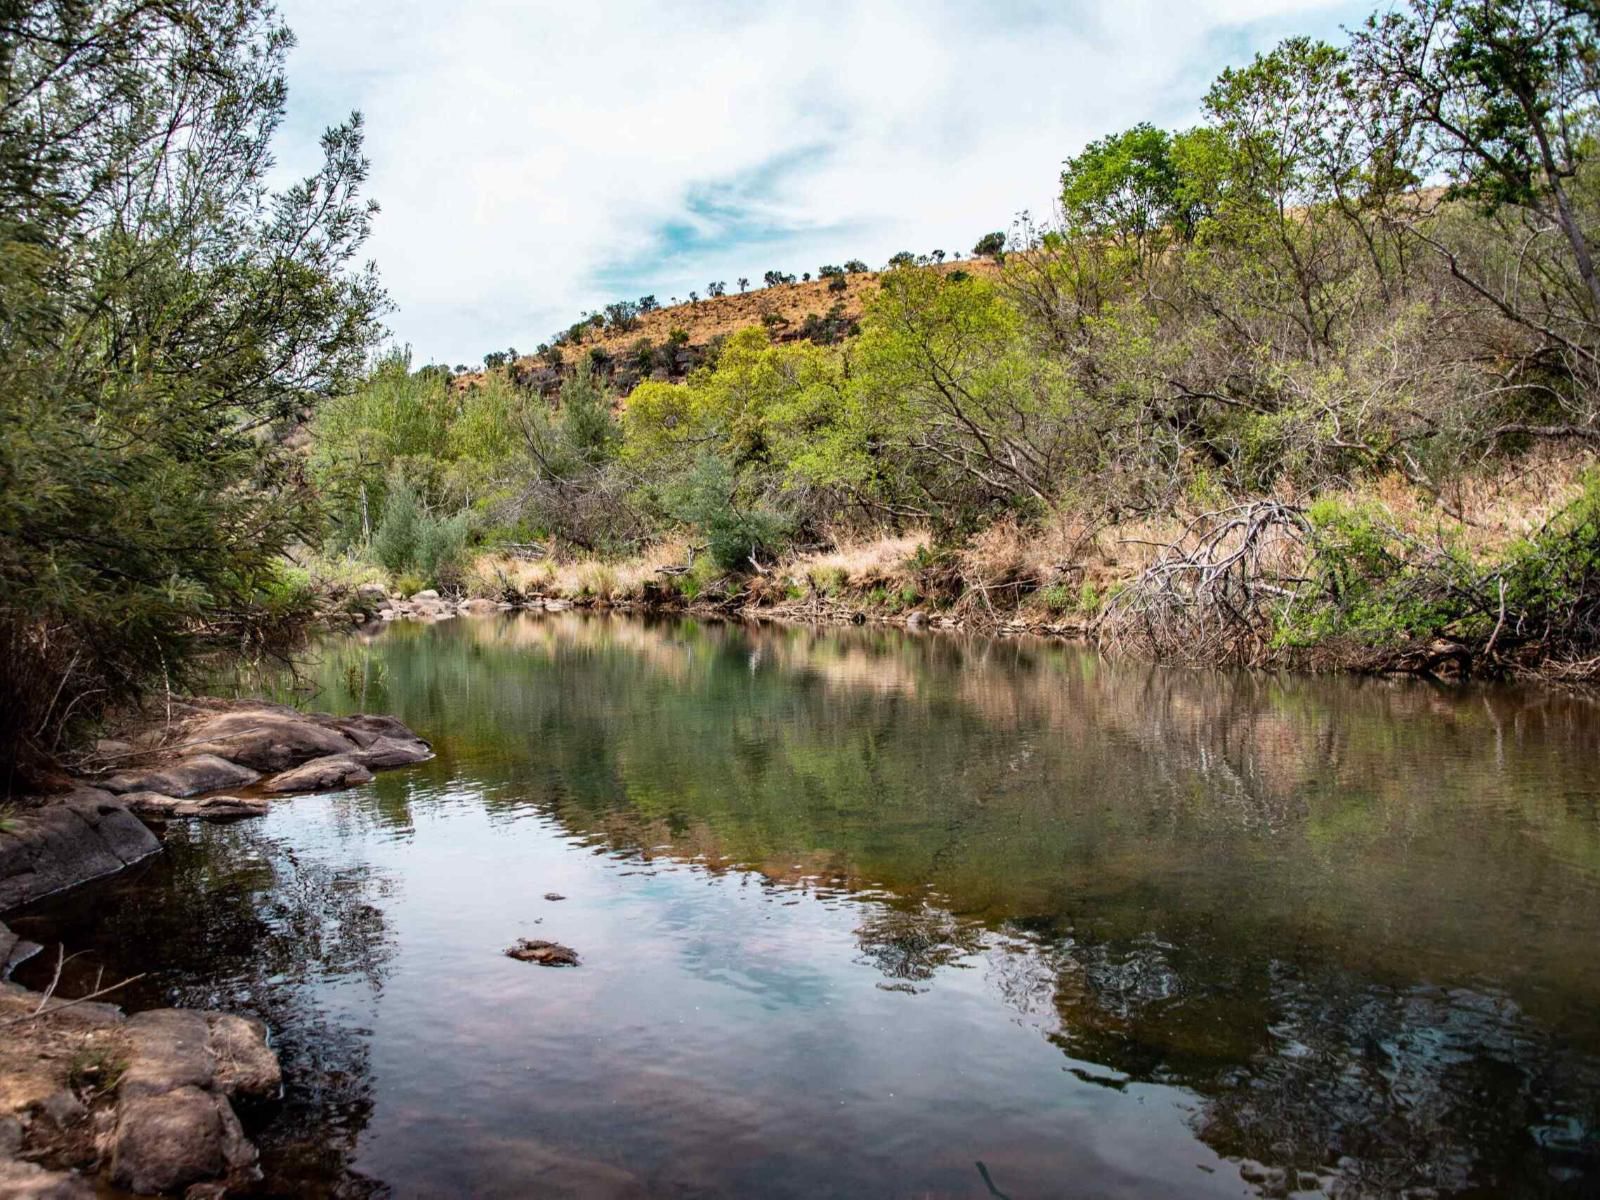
[455,258,1000,391]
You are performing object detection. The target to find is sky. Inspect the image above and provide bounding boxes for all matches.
[272,0,1375,368]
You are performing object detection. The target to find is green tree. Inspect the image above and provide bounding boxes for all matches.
[1355,0,1600,397]
[0,0,384,767]
[1060,123,1185,267]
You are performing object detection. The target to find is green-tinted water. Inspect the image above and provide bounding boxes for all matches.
[13,613,1600,1196]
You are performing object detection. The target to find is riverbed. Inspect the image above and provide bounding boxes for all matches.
[9,614,1600,1196]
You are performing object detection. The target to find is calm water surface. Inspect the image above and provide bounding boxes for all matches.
[11,614,1600,1197]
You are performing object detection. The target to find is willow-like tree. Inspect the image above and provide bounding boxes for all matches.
[0,1,386,772]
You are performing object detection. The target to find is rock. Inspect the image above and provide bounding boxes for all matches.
[543,892,566,901]
[355,582,389,601]
[121,1009,216,1099]
[458,597,500,616]
[204,1014,281,1102]
[0,1113,21,1157]
[0,793,160,910]
[0,1159,93,1199]
[182,710,359,773]
[505,939,579,966]
[411,589,439,601]
[122,793,267,821]
[351,736,432,770]
[261,755,373,794]
[110,1086,254,1195]
[106,1007,277,1193]
[101,755,259,799]
[331,713,419,747]
[92,739,132,760]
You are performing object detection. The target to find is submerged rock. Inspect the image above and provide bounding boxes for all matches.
[543,892,566,901]
[505,939,580,966]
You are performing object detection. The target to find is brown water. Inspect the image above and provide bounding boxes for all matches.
[10,614,1600,1197]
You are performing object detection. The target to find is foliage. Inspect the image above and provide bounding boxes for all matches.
[0,0,384,767]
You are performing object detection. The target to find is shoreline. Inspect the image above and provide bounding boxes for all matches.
[0,700,433,1197]
[352,584,1576,687]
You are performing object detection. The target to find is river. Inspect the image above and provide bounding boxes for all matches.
[10,614,1600,1196]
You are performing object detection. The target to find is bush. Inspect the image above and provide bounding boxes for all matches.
[372,476,423,574]
[372,472,472,590]
[667,458,793,571]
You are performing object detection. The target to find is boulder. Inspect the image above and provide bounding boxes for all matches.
[182,711,358,773]
[0,793,160,910]
[458,597,500,616]
[121,1009,216,1099]
[355,582,389,601]
[330,713,421,748]
[205,1014,281,1101]
[261,755,373,794]
[101,755,259,799]
[109,1086,254,1195]
[411,589,440,601]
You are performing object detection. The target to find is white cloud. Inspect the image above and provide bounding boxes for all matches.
[273,0,1369,365]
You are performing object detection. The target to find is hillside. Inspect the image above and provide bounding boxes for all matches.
[454,258,1001,391]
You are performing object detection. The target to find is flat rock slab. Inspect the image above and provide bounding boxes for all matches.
[102,755,259,799]
[122,792,267,821]
[183,711,359,774]
[506,939,580,966]
[0,792,159,911]
[262,754,373,794]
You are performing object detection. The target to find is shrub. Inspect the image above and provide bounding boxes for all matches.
[372,472,471,589]
[372,475,423,574]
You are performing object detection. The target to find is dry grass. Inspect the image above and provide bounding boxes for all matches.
[786,533,930,587]
[468,537,693,601]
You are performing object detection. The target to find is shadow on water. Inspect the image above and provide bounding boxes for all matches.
[12,612,1600,1196]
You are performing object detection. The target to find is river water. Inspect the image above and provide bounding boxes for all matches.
[10,614,1600,1197]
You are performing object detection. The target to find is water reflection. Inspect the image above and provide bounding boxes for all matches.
[11,813,396,1196]
[16,613,1600,1196]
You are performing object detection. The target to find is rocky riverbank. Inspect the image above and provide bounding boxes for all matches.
[2,698,431,912]
[0,698,431,1196]
[1,922,283,1198]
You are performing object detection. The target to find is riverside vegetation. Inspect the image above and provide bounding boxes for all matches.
[10,0,1600,773]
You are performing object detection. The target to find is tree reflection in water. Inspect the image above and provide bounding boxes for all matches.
[19,612,1599,1196]
[10,818,396,1197]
